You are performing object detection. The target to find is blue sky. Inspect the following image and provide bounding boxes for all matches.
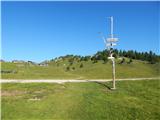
[1,1,159,62]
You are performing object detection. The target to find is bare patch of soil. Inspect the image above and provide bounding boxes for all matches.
[1,90,26,97]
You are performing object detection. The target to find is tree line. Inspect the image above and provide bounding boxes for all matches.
[115,49,159,64]
[80,49,159,64]
[53,49,159,64]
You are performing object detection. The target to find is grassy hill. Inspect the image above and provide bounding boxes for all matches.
[1,79,160,120]
[1,57,159,79]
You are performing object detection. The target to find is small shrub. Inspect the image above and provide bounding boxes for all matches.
[119,58,125,64]
[80,63,83,68]
[66,66,70,71]
[69,62,73,66]
[72,67,75,70]
[127,58,133,64]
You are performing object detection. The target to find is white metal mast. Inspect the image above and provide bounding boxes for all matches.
[107,16,118,89]
[110,16,113,38]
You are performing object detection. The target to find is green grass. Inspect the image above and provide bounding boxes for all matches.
[1,59,159,79]
[1,79,160,120]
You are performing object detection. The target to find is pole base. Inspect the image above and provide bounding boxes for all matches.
[111,87,116,90]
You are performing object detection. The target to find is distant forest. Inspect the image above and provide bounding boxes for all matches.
[54,49,160,64]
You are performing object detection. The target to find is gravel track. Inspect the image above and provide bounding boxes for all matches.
[1,77,159,83]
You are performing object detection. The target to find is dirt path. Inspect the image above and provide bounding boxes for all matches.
[1,77,159,83]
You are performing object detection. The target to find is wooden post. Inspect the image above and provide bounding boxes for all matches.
[111,58,116,89]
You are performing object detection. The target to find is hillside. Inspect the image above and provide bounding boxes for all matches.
[1,57,159,79]
[1,49,159,79]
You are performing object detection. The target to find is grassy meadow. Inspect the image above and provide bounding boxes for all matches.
[1,59,159,79]
[1,79,160,120]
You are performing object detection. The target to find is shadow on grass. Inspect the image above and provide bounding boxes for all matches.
[94,81,111,90]
[86,80,111,90]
